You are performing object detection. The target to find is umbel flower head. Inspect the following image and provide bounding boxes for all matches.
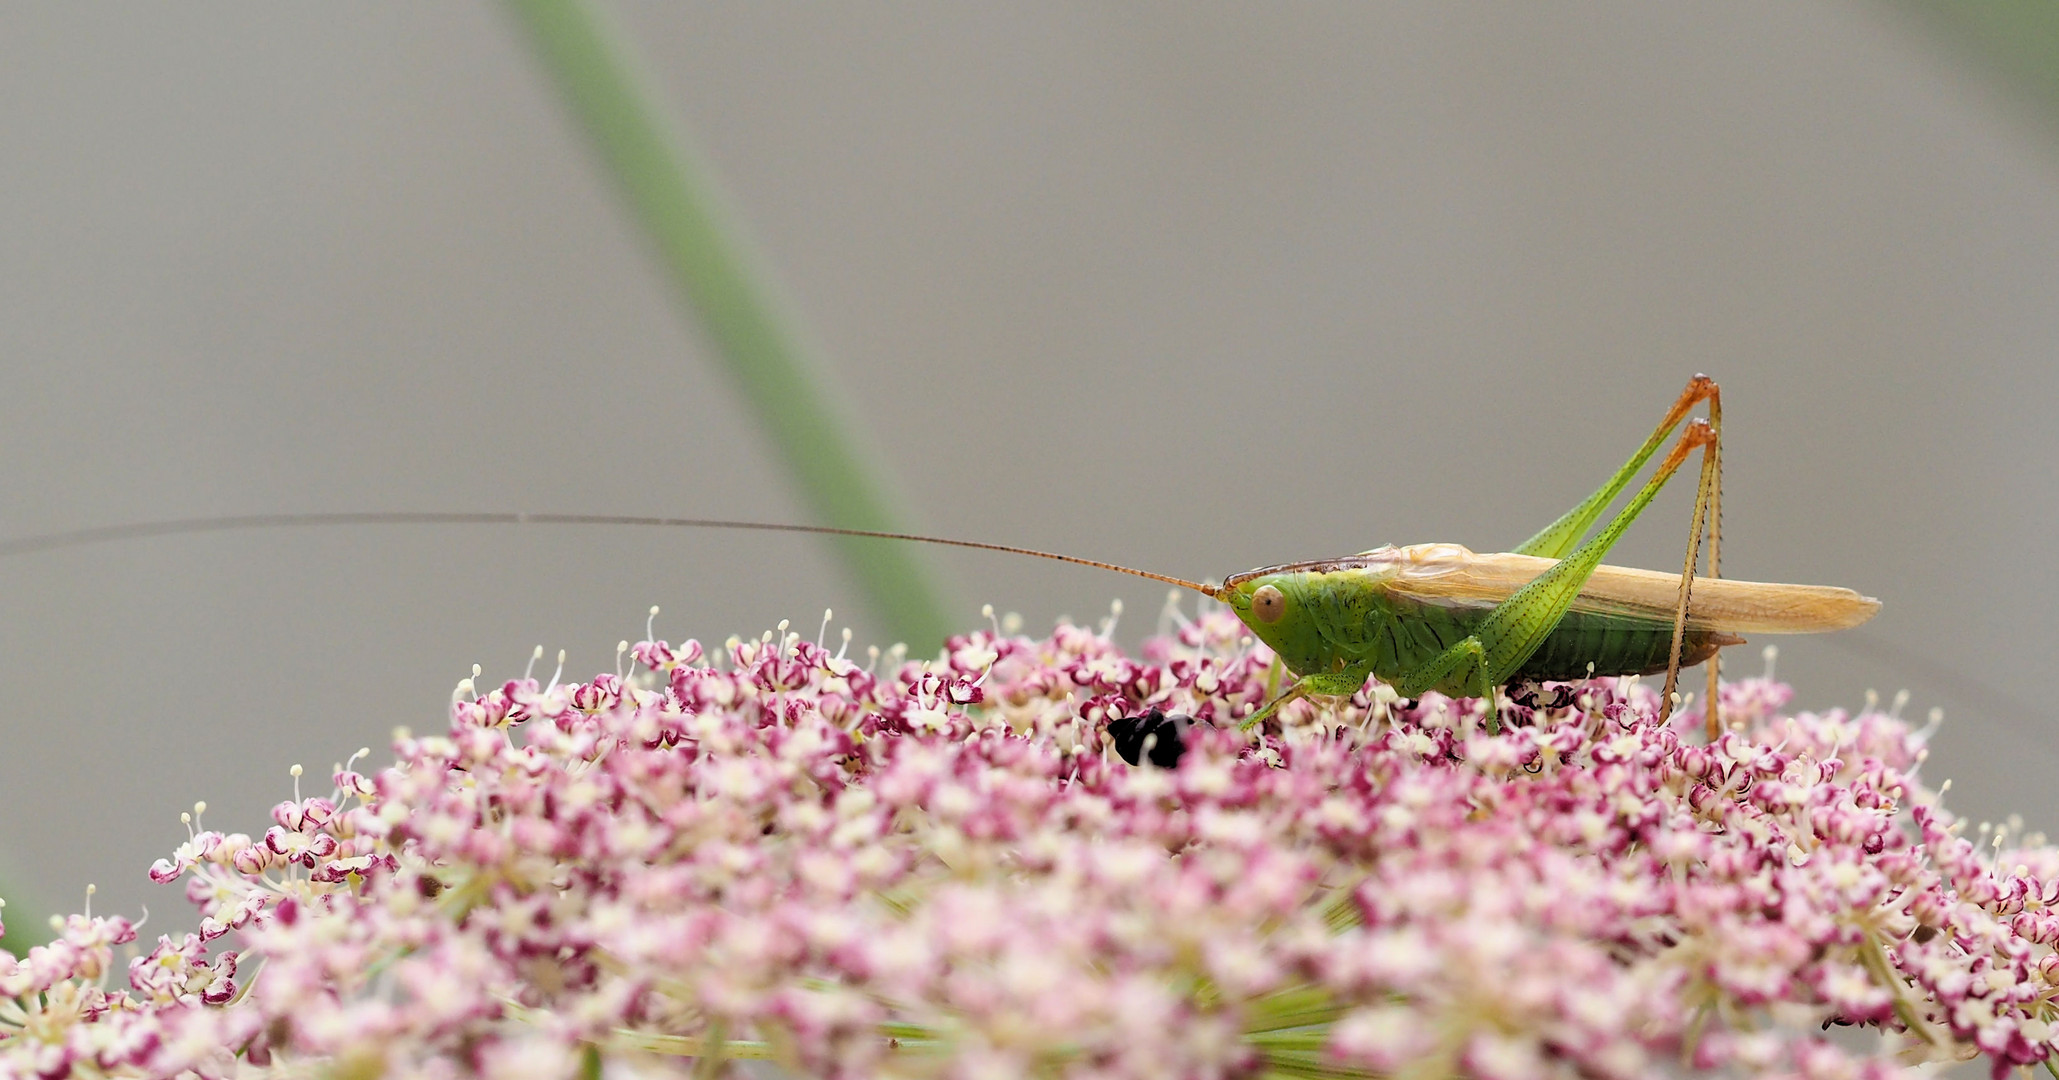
[1,604,2053,1079]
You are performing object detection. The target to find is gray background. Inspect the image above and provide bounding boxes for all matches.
[1,4,2055,933]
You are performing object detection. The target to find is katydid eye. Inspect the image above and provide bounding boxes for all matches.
[1252,584,1285,623]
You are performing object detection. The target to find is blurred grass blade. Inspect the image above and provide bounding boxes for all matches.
[1888,1,2059,145]
[502,0,953,648]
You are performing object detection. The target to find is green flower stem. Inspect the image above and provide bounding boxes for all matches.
[1255,1047,1372,1080]
[501,0,953,649]
[605,1030,773,1060]
[1244,984,1351,1032]
[1245,1029,1339,1051]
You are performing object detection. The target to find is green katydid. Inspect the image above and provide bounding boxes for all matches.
[1210,374,1876,737]
[0,375,1875,740]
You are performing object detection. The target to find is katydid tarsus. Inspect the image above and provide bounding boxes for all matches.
[0,376,1875,742]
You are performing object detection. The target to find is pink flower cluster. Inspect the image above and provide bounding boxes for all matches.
[1,608,2054,1078]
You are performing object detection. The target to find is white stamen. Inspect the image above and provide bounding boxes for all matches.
[647,606,661,642]
[525,645,545,681]
[836,626,853,663]
[1917,707,1944,744]
[1099,598,1124,640]
[616,640,630,680]
[818,609,834,648]
[1761,644,1778,681]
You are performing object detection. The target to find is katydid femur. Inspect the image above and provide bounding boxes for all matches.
[0,375,1874,740]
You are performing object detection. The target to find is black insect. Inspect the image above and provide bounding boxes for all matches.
[1505,679,1581,711]
[1106,707,1206,768]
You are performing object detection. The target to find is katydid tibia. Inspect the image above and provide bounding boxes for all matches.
[0,376,1876,742]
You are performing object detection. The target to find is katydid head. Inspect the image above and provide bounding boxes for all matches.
[1217,568,1333,676]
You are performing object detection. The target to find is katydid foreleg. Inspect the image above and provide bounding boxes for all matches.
[1235,665,1369,731]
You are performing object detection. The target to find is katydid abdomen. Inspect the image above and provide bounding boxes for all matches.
[1511,608,1731,681]
[1376,592,1734,684]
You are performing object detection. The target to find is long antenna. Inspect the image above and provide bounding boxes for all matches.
[0,512,1223,598]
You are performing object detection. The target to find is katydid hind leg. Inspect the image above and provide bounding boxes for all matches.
[1706,411,1721,731]
[1468,419,1721,699]
[1656,388,1724,738]
[1514,375,1718,560]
